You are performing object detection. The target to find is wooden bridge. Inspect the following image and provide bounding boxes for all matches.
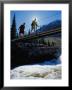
[11,27,61,68]
[11,27,61,42]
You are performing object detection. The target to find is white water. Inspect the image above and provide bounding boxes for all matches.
[11,55,61,79]
[11,64,61,79]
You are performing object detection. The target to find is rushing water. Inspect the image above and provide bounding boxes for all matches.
[30,52,61,66]
[11,55,61,79]
[38,57,61,65]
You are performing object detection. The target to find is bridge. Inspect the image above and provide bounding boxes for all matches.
[11,27,61,42]
[11,27,61,68]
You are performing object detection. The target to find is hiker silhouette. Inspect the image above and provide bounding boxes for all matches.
[18,23,25,37]
[31,18,38,32]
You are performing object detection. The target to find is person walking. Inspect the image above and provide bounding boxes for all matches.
[18,23,25,38]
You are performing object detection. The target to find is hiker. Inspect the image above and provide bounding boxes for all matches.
[31,18,38,32]
[18,23,25,38]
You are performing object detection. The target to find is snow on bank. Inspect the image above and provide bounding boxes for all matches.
[11,64,61,79]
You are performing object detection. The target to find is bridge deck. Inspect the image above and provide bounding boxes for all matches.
[11,28,61,42]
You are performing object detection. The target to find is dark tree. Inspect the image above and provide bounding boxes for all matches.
[28,29,31,35]
[47,40,50,46]
[11,14,16,40]
[40,38,46,45]
[52,41,56,46]
[16,32,18,39]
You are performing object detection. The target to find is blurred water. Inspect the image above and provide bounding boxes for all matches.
[31,54,61,66]
[39,58,61,65]
[11,55,62,79]
[36,50,61,65]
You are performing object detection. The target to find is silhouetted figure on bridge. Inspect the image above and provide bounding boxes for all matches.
[18,23,25,38]
[31,18,38,32]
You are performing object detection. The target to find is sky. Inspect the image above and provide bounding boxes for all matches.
[10,11,61,34]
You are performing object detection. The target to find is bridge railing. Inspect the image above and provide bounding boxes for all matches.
[11,27,61,42]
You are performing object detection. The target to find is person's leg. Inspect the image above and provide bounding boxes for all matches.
[31,26,33,32]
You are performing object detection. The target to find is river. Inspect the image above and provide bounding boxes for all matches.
[11,55,61,79]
